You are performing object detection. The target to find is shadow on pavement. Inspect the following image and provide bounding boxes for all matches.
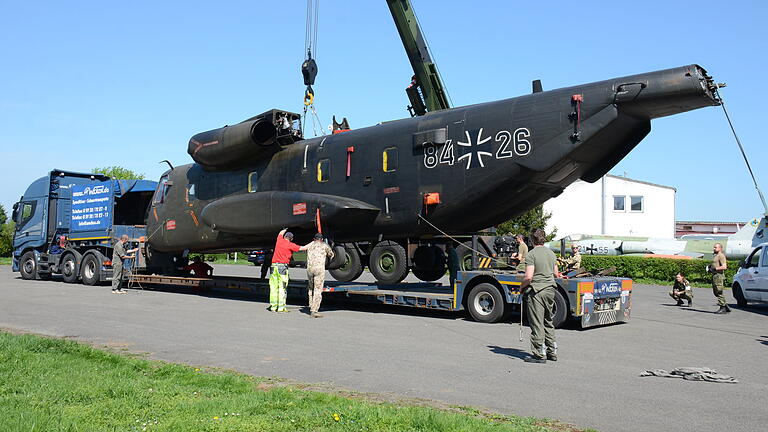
[733,304,768,317]
[487,345,529,360]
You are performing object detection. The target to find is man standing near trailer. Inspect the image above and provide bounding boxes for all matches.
[520,229,560,363]
[512,234,528,272]
[446,242,459,289]
[112,235,137,294]
[269,229,309,312]
[305,233,334,318]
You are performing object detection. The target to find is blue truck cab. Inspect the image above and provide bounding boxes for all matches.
[12,169,157,284]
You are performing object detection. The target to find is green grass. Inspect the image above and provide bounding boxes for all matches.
[0,331,579,432]
[0,256,11,265]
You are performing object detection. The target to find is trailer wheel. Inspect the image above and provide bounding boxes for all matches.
[60,253,79,283]
[81,254,102,286]
[20,251,37,280]
[552,289,569,329]
[411,246,446,282]
[369,240,408,284]
[467,283,506,323]
[456,241,493,271]
[732,282,747,307]
[329,246,364,282]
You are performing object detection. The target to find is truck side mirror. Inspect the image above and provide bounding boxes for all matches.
[11,203,18,222]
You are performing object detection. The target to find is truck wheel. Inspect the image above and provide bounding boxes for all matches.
[329,246,364,282]
[732,283,747,307]
[412,246,446,282]
[81,254,102,286]
[369,240,408,284]
[466,283,506,323]
[20,251,37,280]
[60,253,79,283]
[552,289,569,329]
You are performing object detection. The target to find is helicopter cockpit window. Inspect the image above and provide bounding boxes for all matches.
[317,159,330,183]
[153,175,170,204]
[383,147,398,172]
[185,184,196,202]
[248,172,258,192]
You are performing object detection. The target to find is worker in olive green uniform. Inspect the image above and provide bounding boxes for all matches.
[520,229,560,363]
[710,243,730,314]
[111,235,136,294]
[306,233,334,318]
[669,271,693,307]
[559,245,582,273]
[512,234,528,272]
[446,242,460,289]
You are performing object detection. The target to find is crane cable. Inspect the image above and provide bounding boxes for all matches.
[713,86,768,215]
[301,0,324,137]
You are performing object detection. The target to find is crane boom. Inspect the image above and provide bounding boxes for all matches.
[386,0,450,115]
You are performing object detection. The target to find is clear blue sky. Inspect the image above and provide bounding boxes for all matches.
[1,0,765,223]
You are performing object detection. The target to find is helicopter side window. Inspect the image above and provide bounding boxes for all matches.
[248,172,258,192]
[317,159,330,183]
[383,147,398,172]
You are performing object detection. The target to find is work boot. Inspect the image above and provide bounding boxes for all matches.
[686,300,692,307]
[311,312,324,318]
[523,356,546,364]
[714,306,729,314]
[724,305,731,313]
[546,353,557,361]
[676,300,684,306]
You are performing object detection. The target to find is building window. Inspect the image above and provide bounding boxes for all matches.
[383,147,398,172]
[613,195,625,212]
[630,195,643,212]
[248,172,258,192]
[317,159,330,183]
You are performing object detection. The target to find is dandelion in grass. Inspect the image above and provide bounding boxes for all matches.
[333,413,341,422]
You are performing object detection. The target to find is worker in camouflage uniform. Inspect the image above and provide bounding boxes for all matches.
[669,271,693,307]
[559,245,582,273]
[305,233,334,318]
[520,229,560,363]
[511,234,528,272]
[111,235,136,294]
[710,243,730,314]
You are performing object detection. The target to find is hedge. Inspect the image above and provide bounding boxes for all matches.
[579,255,738,286]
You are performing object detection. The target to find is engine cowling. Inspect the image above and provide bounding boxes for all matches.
[187,117,278,170]
[187,109,302,170]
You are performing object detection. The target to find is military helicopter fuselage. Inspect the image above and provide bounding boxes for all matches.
[146,65,719,263]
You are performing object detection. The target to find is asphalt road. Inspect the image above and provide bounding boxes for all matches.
[1,264,766,432]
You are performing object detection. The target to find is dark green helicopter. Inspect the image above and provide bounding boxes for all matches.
[145,0,721,284]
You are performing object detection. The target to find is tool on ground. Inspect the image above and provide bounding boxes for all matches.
[519,293,524,342]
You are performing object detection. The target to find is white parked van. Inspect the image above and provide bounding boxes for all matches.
[732,242,768,306]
